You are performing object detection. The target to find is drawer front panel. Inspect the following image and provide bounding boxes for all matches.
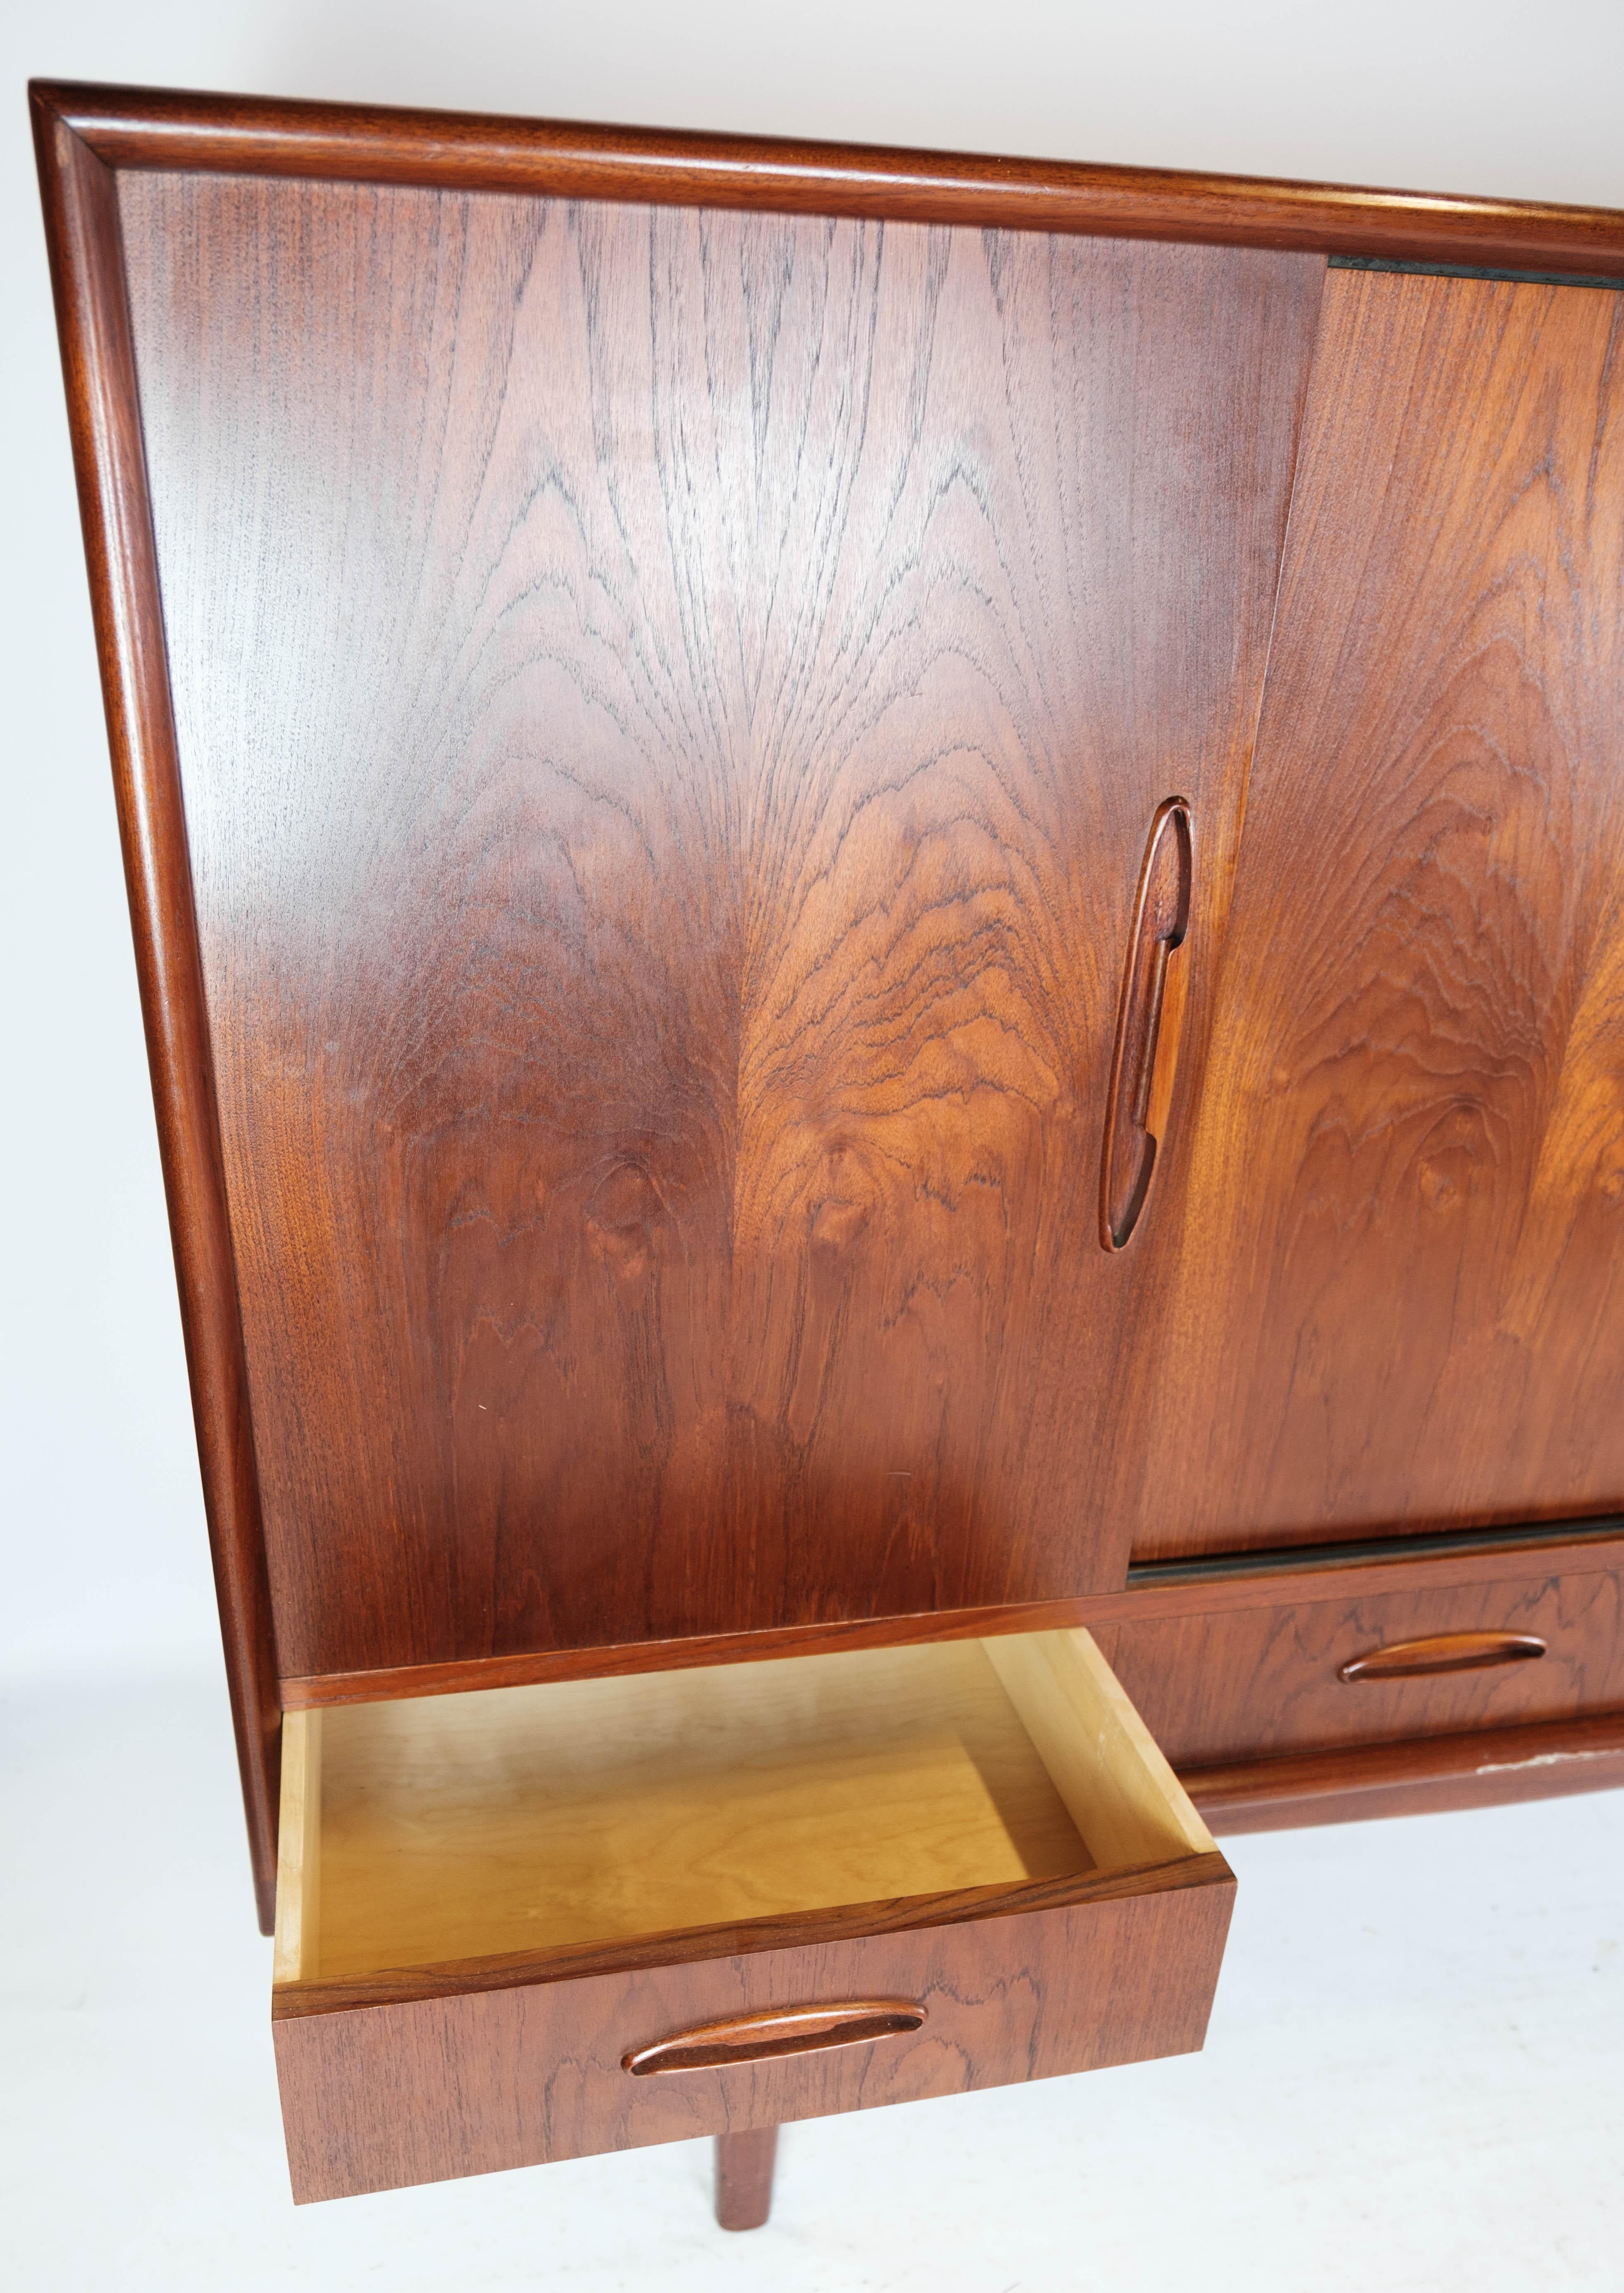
[1093,1566,1624,1770]
[274,1878,1231,2202]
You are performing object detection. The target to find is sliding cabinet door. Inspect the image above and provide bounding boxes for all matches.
[119,173,1320,1668]
[1134,267,1624,1561]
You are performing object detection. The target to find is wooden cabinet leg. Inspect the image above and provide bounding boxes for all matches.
[714,2126,778,2231]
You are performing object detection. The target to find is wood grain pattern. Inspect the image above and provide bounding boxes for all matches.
[1094,1562,1624,1766]
[36,80,1624,277]
[985,1629,1214,1865]
[117,167,1320,1680]
[276,1599,1145,1707]
[271,1868,1233,2201]
[271,1709,322,1982]
[1100,799,1192,1248]
[304,1641,1094,1980]
[273,1631,1220,1990]
[1131,268,1624,1560]
[1188,1708,1624,1832]
[271,1853,1231,2017]
[277,1519,1624,1707]
[43,72,1624,1967]
[29,96,282,1931]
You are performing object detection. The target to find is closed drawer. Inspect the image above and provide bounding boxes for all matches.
[271,1631,1232,2202]
[1093,1562,1624,1771]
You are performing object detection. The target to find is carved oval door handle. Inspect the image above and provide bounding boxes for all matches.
[622,1999,926,2075]
[1100,799,1193,1249]
[1337,1631,1548,1683]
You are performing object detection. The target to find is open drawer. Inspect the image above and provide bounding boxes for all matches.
[271,1630,1233,2201]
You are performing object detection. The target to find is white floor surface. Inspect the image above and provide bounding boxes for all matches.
[4,1667,1621,2292]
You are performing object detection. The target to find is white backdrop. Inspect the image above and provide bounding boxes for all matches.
[4,0,1624,1675]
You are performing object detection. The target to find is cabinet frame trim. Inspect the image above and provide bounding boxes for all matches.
[34,79,1624,278]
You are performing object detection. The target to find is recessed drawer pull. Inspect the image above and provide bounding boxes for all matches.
[1338,1631,1548,1683]
[622,2000,926,2076]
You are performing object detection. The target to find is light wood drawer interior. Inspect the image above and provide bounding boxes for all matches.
[274,1629,1216,1990]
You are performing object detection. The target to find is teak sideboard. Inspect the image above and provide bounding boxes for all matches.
[32,78,1624,2228]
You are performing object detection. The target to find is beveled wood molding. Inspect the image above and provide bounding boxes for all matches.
[30,87,281,1932]
[270,1848,1233,2020]
[1189,1708,1624,1832]
[30,78,1624,277]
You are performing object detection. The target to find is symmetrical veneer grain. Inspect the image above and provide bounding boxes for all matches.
[36,80,1624,1976]
[117,167,1321,1679]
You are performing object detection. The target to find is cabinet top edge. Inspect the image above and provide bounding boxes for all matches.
[29,78,1624,277]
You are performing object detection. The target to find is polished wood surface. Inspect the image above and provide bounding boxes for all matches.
[37,80,1624,276]
[271,1869,1233,2201]
[626,2002,925,2074]
[30,89,282,1932]
[1336,1629,1547,1682]
[715,2126,778,2232]
[36,81,1624,2028]
[1134,268,1624,1561]
[270,1629,1231,2200]
[278,1519,1624,1707]
[117,165,1318,1682]
[1095,1563,1624,1767]
[273,1853,1231,2018]
[1100,800,1192,1249]
[1189,1708,1624,1833]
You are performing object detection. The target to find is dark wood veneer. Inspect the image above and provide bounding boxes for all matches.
[280,1524,1624,1708]
[272,1871,1233,2202]
[33,79,1624,2007]
[112,160,1317,1682]
[1135,264,1624,1560]
[1096,1564,1624,1767]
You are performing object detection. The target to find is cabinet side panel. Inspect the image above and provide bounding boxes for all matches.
[119,167,1321,1675]
[1137,269,1624,1559]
